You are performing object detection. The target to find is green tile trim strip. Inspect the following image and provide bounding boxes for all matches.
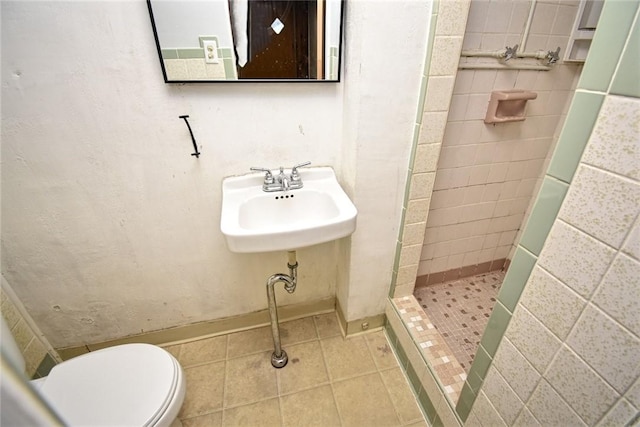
[177,48,204,59]
[577,0,640,92]
[224,58,238,80]
[547,91,605,183]
[219,48,234,59]
[160,49,178,60]
[610,13,640,98]
[479,302,512,357]
[418,385,438,423]
[519,177,570,256]
[456,344,491,421]
[33,353,57,379]
[497,247,537,312]
[455,382,476,422]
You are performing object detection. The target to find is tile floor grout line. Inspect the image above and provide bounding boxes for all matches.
[315,319,346,427]
[176,313,427,426]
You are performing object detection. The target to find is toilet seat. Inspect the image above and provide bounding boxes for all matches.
[38,343,183,427]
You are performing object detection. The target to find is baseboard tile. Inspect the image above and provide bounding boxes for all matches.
[57,297,335,360]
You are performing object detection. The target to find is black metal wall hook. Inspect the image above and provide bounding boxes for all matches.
[179,115,201,158]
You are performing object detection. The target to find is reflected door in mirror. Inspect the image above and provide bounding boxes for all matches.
[237,1,319,79]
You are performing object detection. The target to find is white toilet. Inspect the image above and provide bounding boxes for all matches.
[1,317,186,427]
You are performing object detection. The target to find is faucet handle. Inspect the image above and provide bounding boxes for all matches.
[546,46,561,65]
[250,167,275,184]
[291,161,311,180]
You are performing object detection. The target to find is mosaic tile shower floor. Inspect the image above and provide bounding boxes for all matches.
[415,271,505,371]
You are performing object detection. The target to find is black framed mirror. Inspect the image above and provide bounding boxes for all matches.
[147,0,344,82]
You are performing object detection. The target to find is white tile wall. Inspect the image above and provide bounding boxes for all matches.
[420,11,581,276]
[470,93,640,426]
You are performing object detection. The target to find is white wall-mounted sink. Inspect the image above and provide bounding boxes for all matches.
[221,167,357,253]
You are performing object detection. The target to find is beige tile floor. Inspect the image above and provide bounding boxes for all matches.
[163,313,427,427]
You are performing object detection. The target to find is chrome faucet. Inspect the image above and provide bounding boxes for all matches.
[504,44,519,61]
[251,161,311,192]
[277,167,290,192]
[546,47,561,65]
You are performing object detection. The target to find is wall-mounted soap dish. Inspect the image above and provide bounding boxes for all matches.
[484,90,537,124]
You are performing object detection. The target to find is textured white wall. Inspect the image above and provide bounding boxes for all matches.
[1,1,430,347]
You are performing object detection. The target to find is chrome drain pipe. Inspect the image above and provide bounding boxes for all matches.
[266,251,298,368]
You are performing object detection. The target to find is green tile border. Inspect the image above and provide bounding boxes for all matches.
[578,0,640,91]
[610,14,640,98]
[467,369,484,394]
[389,1,640,425]
[418,386,438,423]
[455,382,477,422]
[468,343,492,380]
[478,302,511,357]
[497,247,537,312]
[519,177,570,256]
[34,353,57,379]
[547,91,605,183]
[177,48,204,59]
[160,48,178,60]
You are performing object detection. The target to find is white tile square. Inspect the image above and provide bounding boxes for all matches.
[430,36,463,76]
[582,95,640,181]
[505,305,562,373]
[597,398,638,427]
[470,70,497,93]
[425,76,456,112]
[493,337,540,402]
[552,4,579,36]
[567,304,640,394]
[546,346,619,425]
[529,2,557,35]
[623,217,640,261]
[470,391,508,427]
[453,70,474,94]
[559,165,640,249]
[413,143,441,173]
[482,367,523,425]
[438,145,478,169]
[462,32,482,50]
[409,172,436,200]
[627,377,640,408]
[538,220,616,298]
[465,93,491,120]
[592,253,640,336]
[418,111,449,144]
[435,0,470,36]
[469,164,492,185]
[527,380,587,427]
[513,408,542,427]
[448,94,468,122]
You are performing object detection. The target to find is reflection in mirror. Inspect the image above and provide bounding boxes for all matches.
[147,0,343,82]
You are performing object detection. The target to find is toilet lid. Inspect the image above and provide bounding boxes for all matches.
[39,343,179,427]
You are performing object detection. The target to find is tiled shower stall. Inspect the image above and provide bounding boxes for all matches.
[388,0,640,426]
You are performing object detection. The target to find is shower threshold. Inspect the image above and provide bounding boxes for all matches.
[392,270,504,404]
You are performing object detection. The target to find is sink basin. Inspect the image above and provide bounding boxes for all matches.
[221,167,357,253]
